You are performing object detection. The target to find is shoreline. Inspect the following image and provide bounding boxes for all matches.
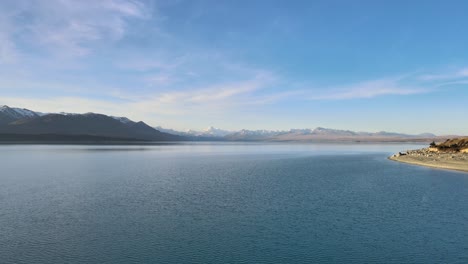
[389,148,468,173]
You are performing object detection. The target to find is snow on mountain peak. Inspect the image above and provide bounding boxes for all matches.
[14,108,37,118]
[202,126,232,137]
[111,116,133,124]
[0,105,39,119]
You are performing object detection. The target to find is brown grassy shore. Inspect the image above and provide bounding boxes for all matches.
[389,137,468,173]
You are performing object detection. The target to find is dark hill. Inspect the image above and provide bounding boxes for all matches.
[0,105,39,125]
[0,113,184,141]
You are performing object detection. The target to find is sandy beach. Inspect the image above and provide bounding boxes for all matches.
[389,148,468,173]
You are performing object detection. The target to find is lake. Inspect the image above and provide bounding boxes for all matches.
[1,143,467,263]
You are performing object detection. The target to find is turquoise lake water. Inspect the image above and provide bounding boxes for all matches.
[1,143,467,263]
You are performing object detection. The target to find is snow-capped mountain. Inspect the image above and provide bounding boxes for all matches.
[193,126,232,137]
[309,127,357,136]
[224,129,283,140]
[153,125,439,142]
[155,126,233,137]
[0,105,183,141]
[0,105,440,142]
[0,105,43,125]
[223,127,438,141]
[0,105,40,118]
[1,105,133,126]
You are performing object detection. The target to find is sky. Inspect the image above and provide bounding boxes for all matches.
[0,0,467,135]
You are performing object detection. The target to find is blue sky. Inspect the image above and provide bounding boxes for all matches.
[1,0,467,135]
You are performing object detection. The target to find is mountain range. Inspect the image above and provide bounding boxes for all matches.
[0,105,182,142]
[0,105,445,142]
[158,126,439,142]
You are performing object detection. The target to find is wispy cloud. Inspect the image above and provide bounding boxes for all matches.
[117,56,183,72]
[418,67,468,81]
[145,74,174,86]
[0,0,150,58]
[0,12,20,64]
[0,32,18,64]
[0,70,453,132]
[308,78,429,100]
[0,72,274,118]
[121,56,187,87]
[127,72,275,114]
[0,96,122,115]
[187,73,272,103]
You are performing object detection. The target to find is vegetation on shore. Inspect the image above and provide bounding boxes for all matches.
[430,137,468,153]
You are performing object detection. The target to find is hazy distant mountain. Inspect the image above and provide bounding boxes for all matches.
[0,106,183,141]
[224,127,438,142]
[195,126,232,137]
[155,126,232,138]
[415,133,437,138]
[224,129,283,141]
[153,125,439,142]
[0,105,441,143]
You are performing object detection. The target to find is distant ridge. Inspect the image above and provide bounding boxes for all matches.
[224,127,439,142]
[0,106,184,141]
[0,105,449,143]
[157,125,441,142]
[155,126,232,137]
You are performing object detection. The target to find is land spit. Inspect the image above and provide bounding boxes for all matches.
[389,147,468,173]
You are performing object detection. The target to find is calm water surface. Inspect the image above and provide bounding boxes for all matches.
[1,143,467,263]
